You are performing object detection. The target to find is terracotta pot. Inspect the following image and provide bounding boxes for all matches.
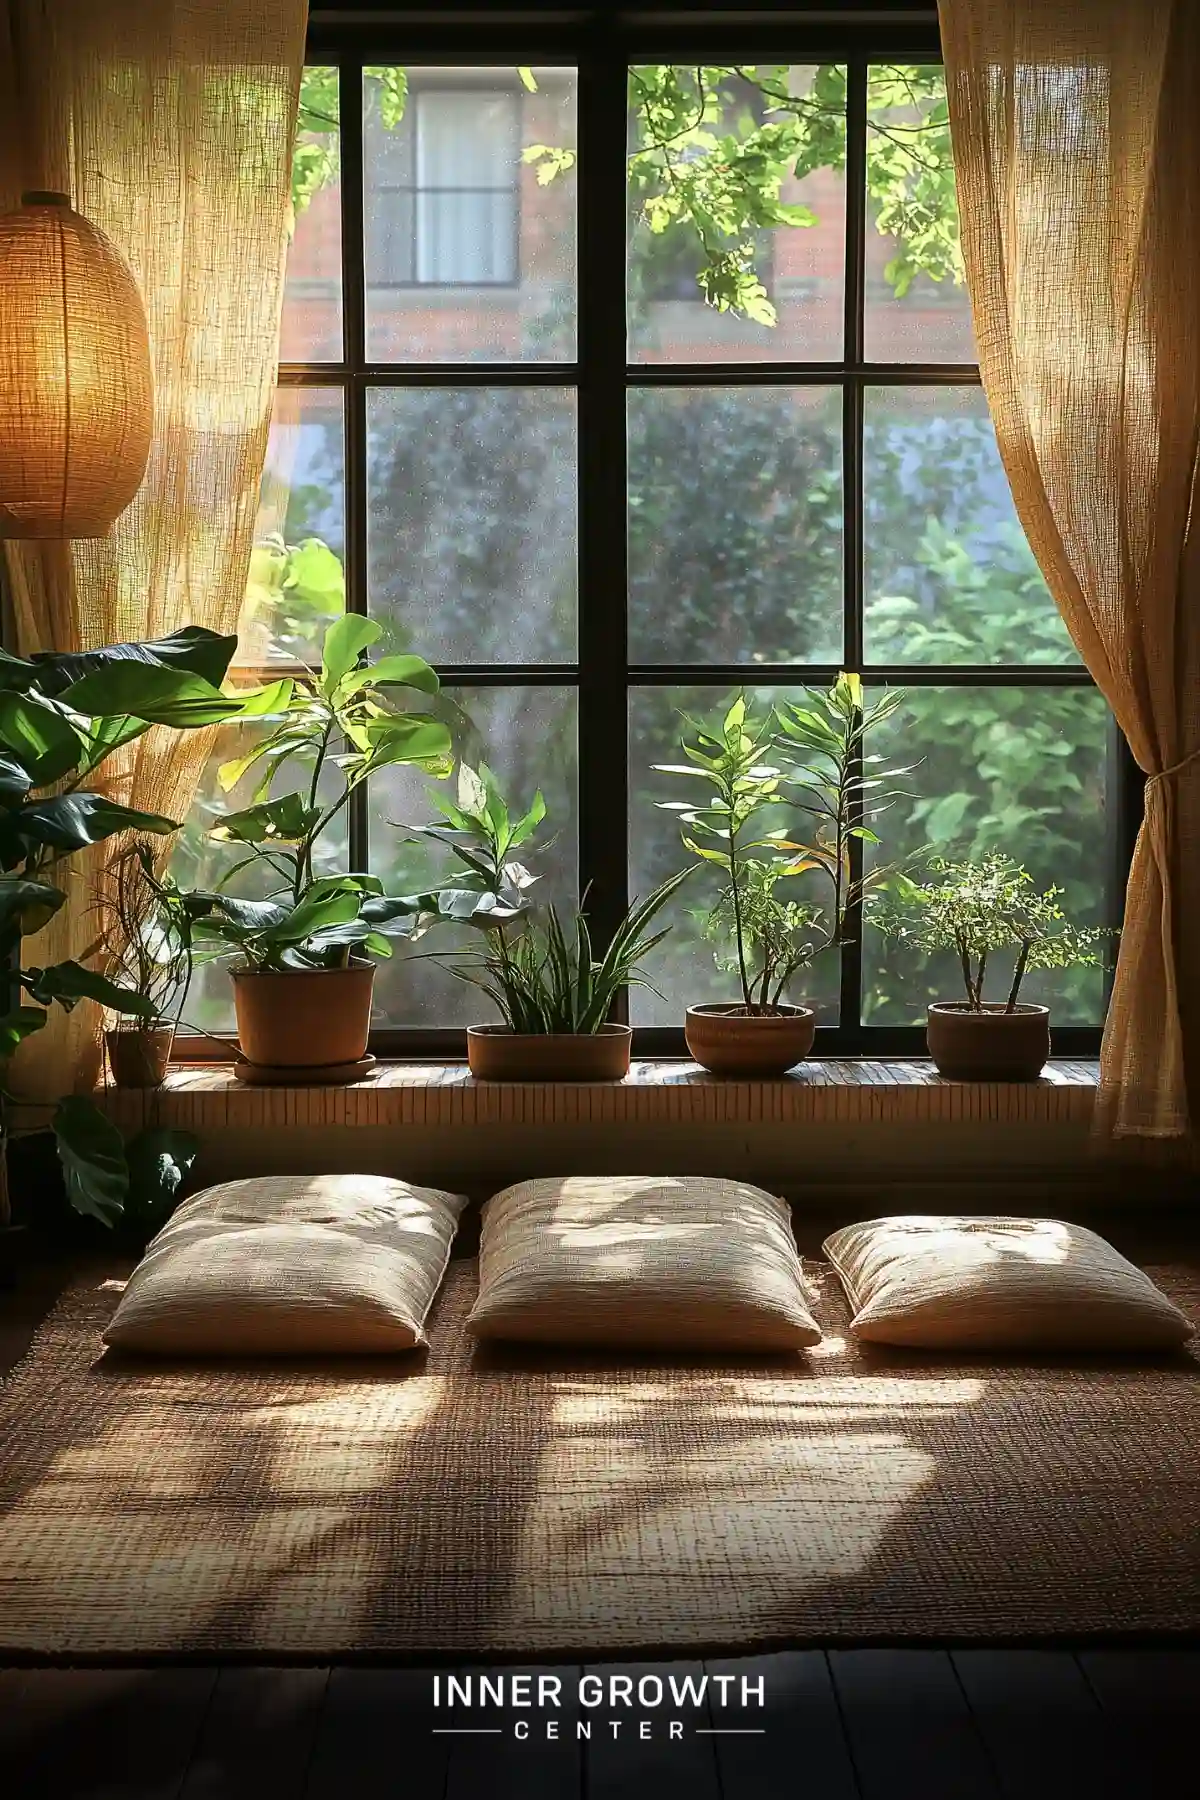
[105,1022,175,1088]
[466,1023,632,1081]
[926,1001,1051,1080]
[232,962,375,1069]
[684,1002,816,1077]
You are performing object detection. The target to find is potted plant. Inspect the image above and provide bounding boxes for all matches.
[92,840,201,1087]
[0,624,267,1233]
[869,852,1112,1079]
[192,616,452,1078]
[410,763,689,1079]
[655,676,909,1075]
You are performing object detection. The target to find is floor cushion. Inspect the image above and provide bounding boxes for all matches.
[467,1174,822,1350]
[104,1174,467,1355]
[823,1214,1194,1350]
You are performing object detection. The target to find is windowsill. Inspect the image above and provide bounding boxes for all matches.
[98,1056,1100,1128]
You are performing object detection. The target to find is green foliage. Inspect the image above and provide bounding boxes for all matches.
[0,627,265,1226]
[656,677,910,1011]
[123,1127,199,1247]
[870,853,1112,1012]
[407,761,547,931]
[449,871,691,1036]
[191,617,451,973]
[294,62,959,322]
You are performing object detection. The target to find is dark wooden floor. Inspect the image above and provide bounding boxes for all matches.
[1,1651,1198,1798]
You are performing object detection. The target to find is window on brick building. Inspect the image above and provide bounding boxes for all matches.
[173,28,1125,1057]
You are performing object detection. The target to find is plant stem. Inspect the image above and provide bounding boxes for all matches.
[1006,940,1030,1013]
[957,934,975,1008]
[975,947,987,1009]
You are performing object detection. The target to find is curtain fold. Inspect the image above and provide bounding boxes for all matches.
[0,0,307,1098]
[937,0,1200,1146]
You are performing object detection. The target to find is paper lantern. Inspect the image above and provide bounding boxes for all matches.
[0,191,153,540]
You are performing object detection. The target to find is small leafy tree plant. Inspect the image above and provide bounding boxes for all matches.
[193,617,452,991]
[870,852,1113,1079]
[870,852,1112,1015]
[655,676,910,1014]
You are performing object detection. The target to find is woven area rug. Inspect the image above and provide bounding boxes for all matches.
[2,1246,1200,1662]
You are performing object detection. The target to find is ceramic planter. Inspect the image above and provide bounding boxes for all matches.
[926,1001,1051,1080]
[684,1002,816,1077]
[466,1023,632,1081]
[105,1022,175,1088]
[231,962,375,1071]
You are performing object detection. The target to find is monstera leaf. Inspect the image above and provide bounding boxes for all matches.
[0,795,177,865]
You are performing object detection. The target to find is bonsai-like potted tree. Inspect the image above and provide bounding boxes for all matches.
[655,676,909,1075]
[191,616,452,1079]
[94,840,198,1087]
[869,851,1112,1079]
[411,762,689,1079]
[0,625,265,1239]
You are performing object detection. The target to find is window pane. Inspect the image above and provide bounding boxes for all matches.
[863,65,973,363]
[241,387,345,668]
[170,719,350,1034]
[367,387,576,663]
[861,684,1111,1025]
[365,68,577,361]
[863,386,1076,665]
[628,386,843,665]
[369,686,578,1026]
[283,66,342,361]
[629,686,843,1026]
[628,65,846,364]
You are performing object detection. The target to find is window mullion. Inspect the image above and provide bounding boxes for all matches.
[840,57,869,1049]
[576,34,630,983]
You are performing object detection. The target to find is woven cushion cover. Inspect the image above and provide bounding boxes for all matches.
[104,1174,467,1355]
[468,1174,821,1349]
[824,1215,1194,1350]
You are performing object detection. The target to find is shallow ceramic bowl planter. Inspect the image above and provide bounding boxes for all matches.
[684,1003,816,1077]
[466,1023,632,1082]
[105,1022,176,1089]
[232,962,375,1073]
[926,1001,1051,1081]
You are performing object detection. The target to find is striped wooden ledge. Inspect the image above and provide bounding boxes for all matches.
[97,1058,1100,1134]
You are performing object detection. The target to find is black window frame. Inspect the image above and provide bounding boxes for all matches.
[185,5,1138,1064]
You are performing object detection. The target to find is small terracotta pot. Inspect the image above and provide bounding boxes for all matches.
[105,1023,175,1088]
[926,1001,1051,1080]
[232,962,375,1069]
[684,1002,816,1077]
[466,1023,632,1081]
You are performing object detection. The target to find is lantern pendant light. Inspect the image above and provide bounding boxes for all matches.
[0,190,153,540]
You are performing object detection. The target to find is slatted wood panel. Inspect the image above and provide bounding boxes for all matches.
[0,1653,1194,1799]
[92,1058,1100,1136]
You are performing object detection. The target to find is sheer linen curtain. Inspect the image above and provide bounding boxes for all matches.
[0,0,307,1099]
[937,0,1200,1147]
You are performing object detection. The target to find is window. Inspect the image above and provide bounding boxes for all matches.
[369,86,521,287]
[176,18,1128,1057]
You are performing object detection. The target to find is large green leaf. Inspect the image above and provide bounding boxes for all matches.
[208,793,321,845]
[0,752,32,801]
[21,960,157,1017]
[3,795,177,861]
[0,692,83,786]
[337,653,440,697]
[0,1005,47,1058]
[0,647,37,693]
[202,895,290,932]
[321,615,381,691]
[260,883,363,946]
[57,664,247,728]
[124,1127,198,1243]
[0,876,66,936]
[356,714,453,772]
[31,626,238,694]
[53,1095,128,1225]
